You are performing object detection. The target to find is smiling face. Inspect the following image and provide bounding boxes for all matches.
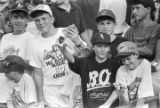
[10,12,28,33]
[121,54,139,70]
[132,4,150,21]
[34,13,54,34]
[97,19,115,35]
[93,43,110,61]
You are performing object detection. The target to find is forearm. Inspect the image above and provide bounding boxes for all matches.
[33,68,44,102]
[103,90,119,107]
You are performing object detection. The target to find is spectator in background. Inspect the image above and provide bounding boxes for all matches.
[125,0,160,61]
[0,0,9,39]
[51,0,92,48]
[99,0,130,37]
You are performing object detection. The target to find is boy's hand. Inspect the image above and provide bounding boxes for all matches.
[113,83,127,96]
[64,26,82,46]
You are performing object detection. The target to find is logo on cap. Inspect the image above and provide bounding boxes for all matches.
[101,10,107,15]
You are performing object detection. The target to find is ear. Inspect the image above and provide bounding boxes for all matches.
[51,16,54,24]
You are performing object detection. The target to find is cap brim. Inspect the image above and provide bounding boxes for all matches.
[11,9,28,15]
[30,10,51,18]
[95,15,115,22]
[117,52,137,57]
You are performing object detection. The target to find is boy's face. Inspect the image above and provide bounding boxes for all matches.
[10,12,28,32]
[132,4,149,21]
[34,13,54,34]
[5,71,18,81]
[93,43,110,60]
[121,54,139,70]
[97,19,115,35]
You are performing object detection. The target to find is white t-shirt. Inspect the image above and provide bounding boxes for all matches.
[7,73,37,108]
[0,31,34,103]
[28,28,81,107]
[116,59,154,108]
[0,31,34,59]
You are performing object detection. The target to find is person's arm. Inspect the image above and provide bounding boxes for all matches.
[32,67,44,103]
[155,39,160,60]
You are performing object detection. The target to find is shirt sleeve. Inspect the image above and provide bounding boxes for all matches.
[24,74,37,104]
[26,39,42,68]
[138,59,154,98]
[116,66,127,86]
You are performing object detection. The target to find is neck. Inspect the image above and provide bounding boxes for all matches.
[95,56,107,63]
[139,15,153,27]
[13,29,26,35]
[110,34,116,42]
[14,74,23,83]
[58,1,71,11]
[42,26,58,38]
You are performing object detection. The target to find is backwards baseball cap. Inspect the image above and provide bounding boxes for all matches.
[1,55,33,73]
[95,9,116,22]
[11,5,28,16]
[30,4,53,18]
[131,0,155,11]
[91,32,110,45]
[117,41,138,57]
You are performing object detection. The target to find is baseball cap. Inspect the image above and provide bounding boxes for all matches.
[91,32,110,45]
[95,9,116,22]
[30,4,53,18]
[117,41,138,57]
[131,0,155,11]
[11,5,28,15]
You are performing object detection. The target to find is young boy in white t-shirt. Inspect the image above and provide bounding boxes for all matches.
[1,55,37,108]
[101,41,154,108]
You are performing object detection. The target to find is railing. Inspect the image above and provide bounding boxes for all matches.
[115,95,159,108]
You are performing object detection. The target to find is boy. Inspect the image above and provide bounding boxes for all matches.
[95,9,128,57]
[104,41,154,108]
[29,4,86,107]
[125,0,160,61]
[0,6,34,106]
[61,32,120,108]
[1,55,37,108]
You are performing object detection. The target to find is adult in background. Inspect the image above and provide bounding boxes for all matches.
[51,0,92,48]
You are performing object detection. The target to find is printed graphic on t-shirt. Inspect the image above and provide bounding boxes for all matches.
[87,69,113,107]
[43,44,68,79]
[3,46,20,55]
[127,80,139,102]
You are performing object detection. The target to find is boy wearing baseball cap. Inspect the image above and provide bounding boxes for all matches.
[104,41,154,108]
[61,32,120,108]
[95,9,128,58]
[29,4,87,108]
[1,55,37,108]
[0,6,34,107]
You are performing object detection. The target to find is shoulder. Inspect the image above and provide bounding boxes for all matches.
[141,59,151,67]
[23,73,34,83]
[2,33,13,39]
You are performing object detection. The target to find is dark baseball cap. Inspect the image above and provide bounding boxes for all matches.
[11,5,28,15]
[95,9,116,22]
[91,32,110,45]
[131,0,155,11]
